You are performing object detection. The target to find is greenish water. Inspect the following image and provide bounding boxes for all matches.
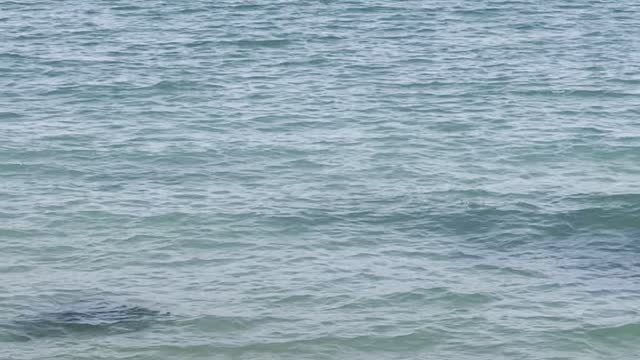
[1,1,640,359]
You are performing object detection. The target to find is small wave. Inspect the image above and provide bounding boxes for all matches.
[223,39,293,48]
[145,330,442,355]
[139,80,203,91]
[585,322,640,344]
[111,5,143,11]
[514,89,639,98]
[0,111,23,119]
[182,315,251,333]
[334,287,496,310]
[0,265,31,274]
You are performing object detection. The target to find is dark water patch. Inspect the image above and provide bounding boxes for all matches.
[5,303,169,340]
[180,315,301,335]
[0,111,24,120]
[585,323,640,345]
[222,39,293,48]
[110,5,143,11]
[0,265,32,274]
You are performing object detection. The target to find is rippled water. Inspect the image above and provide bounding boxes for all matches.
[2,1,640,359]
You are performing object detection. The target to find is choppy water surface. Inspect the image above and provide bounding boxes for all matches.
[2,1,640,359]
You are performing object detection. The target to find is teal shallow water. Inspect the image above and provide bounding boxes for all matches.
[1,1,640,359]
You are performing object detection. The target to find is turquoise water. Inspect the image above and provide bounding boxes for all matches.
[1,1,640,359]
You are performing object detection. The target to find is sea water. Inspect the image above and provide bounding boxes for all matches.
[1,1,640,359]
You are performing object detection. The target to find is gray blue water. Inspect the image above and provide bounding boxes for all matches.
[1,1,640,359]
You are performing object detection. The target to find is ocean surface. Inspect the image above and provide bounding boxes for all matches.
[1,1,640,359]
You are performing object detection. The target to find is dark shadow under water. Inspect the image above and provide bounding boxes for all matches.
[3,303,170,341]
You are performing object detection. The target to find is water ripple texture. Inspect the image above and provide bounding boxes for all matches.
[1,1,640,359]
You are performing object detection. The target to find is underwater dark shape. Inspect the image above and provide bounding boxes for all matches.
[9,304,168,339]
